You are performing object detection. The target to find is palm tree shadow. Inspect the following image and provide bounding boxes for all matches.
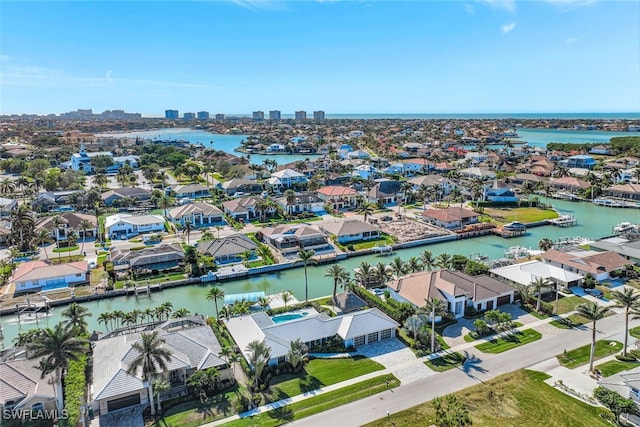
[268,405,294,423]
[195,399,215,419]
[460,351,488,378]
[299,375,324,393]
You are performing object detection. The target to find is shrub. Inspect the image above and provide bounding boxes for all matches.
[616,354,638,362]
[64,354,88,426]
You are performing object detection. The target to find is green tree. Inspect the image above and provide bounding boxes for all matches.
[421,250,436,271]
[530,277,551,313]
[538,238,554,251]
[424,298,447,353]
[287,339,308,373]
[594,386,639,424]
[206,287,225,319]
[126,331,172,416]
[61,302,93,335]
[614,288,640,356]
[576,302,612,372]
[27,323,88,413]
[324,264,350,303]
[297,248,315,302]
[245,340,272,396]
[281,290,294,308]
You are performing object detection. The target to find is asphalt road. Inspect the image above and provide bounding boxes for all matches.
[290,310,636,426]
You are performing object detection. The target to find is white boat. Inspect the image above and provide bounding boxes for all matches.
[504,246,530,259]
[593,198,624,207]
[613,222,639,234]
[548,214,577,227]
[373,244,393,255]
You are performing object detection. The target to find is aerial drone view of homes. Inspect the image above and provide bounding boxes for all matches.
[1,116,640,426]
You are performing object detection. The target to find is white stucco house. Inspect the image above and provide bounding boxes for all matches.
[104,213,166,239]
[10,260,89,293]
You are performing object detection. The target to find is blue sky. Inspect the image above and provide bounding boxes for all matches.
[1,0,638,116]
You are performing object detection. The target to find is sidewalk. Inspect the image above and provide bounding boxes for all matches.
[203,306,617,426]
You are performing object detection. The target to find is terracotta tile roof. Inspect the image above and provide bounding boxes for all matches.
[316,186,357,197]
[541,249,630,276]
[420,207,479,222]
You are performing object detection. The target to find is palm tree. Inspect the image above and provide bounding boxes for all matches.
[61,302,92,335]
[0,178,15,196]
[357,202,376,223]
[281,290,293,308]
[126,331,172,416]
[284,189,297,215]
[97,313,111,332]
[374,262,393,286]
[287,339,308,373]
[206,287,225,319]
[297,248,315,302]
[355,261,374,287]
[406,256,422,273]
[183,220,193,246]
[245,340,272,396]
[92,173,108,189]
[613,288,640,356]
[404,314,427,341]
[172,308,191,318]
[436,253,453,270]
[215,225,224,239]
[159,302,173,321]
[257,295,272,310]
[576,302,611,372]
[36,228,52,260]
[157,195,174,218]
[424,298,447,353]
[538,238,554,251]
[530,277,551,312]
[389,256,407,278]
[324,265,350,303]
[79,219,93,254]
[421,250,436,271]
[27,322,88,412]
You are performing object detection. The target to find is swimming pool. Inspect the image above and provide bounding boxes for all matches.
[271,311,310,324]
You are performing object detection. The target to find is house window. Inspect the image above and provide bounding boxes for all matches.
[278,356,286,364]
[31,403,44,413]
[76,274,83,278]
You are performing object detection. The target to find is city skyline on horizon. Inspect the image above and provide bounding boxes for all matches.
[1,1,639,116]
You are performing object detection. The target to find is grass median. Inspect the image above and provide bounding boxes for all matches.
[557,340,623,369]
[475,329,542,354]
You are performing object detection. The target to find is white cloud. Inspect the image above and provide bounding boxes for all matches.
[501,22,516,34]
[231,0,288,11]
[565,37,580,46]
[465,3,475,13]
[0,54,13,62]
[544,0,598,11]
[479,0,516,13]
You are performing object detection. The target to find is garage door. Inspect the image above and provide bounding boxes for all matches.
[107,394,140,412]
[497,295,511,306]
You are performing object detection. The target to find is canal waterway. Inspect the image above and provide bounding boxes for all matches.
[1,198,636,346]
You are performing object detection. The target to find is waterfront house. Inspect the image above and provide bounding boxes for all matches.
[220,178,262,196]
[91,316,230,415]
[274,192,324,215]
[549,177,591,192]
[225,308,399,366]
[367,179,400,206]
[418,207,479,230]
[316,185,359,210]
[167,202,224,227]
[483,181,519,203]
[109,243,185,276]
[167,183,210,199]
[10,260,89,293]
[590,237,640,265]
[258,224,328,254]
[387,269,515,318]
[0,197,18,218]
[197,233,258,265]
[541,249,630,281]
[32,190,84,212]
[605,183,640,201]
[319,219,381,244]
[0,357,57,418]
[101,187,152,207]
[266,168,308,189]
[104,213,165,239]
[589,145,614,155]
[560,154,597,170]
[35,212,97,243]
[222,197,261,221]
[489,260,584,291]
[408,175,456,196]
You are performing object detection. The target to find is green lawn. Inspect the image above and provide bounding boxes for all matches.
[265,357,384,402]
[557,340,623,369]
[154,386,242,427]
[555,295,586,314]
[425,352,466,372]
[549,313,590,329]
[464,323,524,342]
[224,374,399,427]
[347,235,395,251]
[595,359,640,377]
[364,370,610,427]
[630,325,640,339]
[52,245,80,253]
[475,329,542,354]
[483,207,559,224]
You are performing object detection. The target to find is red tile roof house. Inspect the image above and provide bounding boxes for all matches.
[316,186,359,210]
[387,269,515,318]
[10,260,89,294]
[418,207,480,230]
[549,177,591,192]
[541,249,631,281]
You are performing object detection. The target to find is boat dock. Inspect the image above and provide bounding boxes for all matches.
[494,228,526,238]
[15,297,51,323]
[548,215,577,227]
[373,245,393,255]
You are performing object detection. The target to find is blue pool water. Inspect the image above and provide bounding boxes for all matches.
[271,312,309,324]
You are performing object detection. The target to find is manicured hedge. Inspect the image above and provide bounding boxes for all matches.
[64,354,87,426]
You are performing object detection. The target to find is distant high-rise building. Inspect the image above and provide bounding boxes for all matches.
[197,111,210,120]
[252,111,265,120]
[183,112,196,120]
[269,110,281,120]
[295,110,307,120]
[165,110,179,119]
[313,110,325,122]
[215,113,225,121]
